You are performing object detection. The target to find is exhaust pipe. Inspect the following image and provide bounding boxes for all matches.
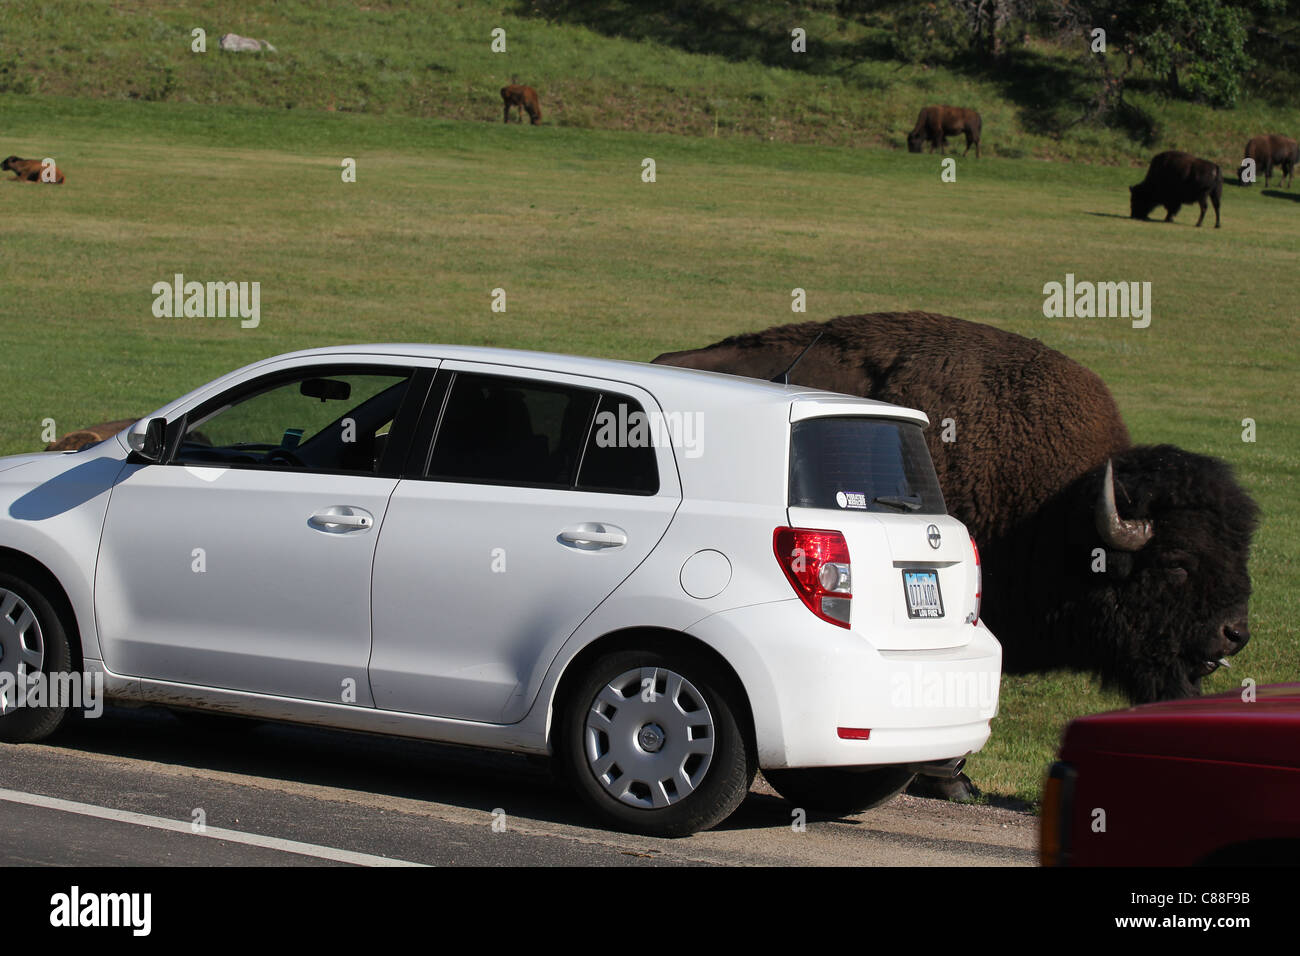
[908,757,966,778]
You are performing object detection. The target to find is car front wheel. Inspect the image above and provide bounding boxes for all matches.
[0,573,75,744]
[763,766,915,815]
[560,649,754,837]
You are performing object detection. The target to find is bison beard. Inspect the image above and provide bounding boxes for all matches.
[654,312,1260,704]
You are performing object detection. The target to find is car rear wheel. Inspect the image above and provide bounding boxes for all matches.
[0,573,75,743]
[764,766,916,815]
[560,649,754,837]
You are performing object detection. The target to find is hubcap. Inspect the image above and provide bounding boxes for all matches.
[0,588,44,716]
[638,723,665,753]
[584,666,715,809]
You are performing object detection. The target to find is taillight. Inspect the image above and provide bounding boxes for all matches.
[773,527,852,628]
[970,535,982,626]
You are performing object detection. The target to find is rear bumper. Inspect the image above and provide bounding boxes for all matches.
[685,600,1002,769]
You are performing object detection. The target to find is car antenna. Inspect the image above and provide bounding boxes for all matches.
[770,331,823,385]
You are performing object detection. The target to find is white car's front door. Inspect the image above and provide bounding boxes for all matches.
[95,364,425,705]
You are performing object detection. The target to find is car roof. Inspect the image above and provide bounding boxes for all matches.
[251,344,929,424]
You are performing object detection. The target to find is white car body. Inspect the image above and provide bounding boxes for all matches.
[0,344,1001,831]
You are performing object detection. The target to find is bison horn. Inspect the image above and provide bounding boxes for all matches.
[1095,459,1154,552]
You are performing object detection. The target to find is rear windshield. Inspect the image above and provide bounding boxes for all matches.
[789,417,946,515]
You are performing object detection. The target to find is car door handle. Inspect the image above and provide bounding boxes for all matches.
[558,524,627,549]
[308,508,374,532]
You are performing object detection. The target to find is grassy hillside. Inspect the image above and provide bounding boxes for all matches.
[4,0,1300,168]
[1,93,1295,802]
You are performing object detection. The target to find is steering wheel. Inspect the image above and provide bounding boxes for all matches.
[264,448,305,467]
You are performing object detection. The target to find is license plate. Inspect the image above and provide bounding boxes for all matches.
[902,570,944,619]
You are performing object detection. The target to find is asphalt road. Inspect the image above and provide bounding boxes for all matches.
[0,706,1036,866]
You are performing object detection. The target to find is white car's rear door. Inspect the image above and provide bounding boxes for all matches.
[369,362,680,724]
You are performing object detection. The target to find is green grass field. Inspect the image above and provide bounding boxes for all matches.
[2,90,1294,804]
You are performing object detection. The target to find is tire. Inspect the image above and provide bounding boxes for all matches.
[764,766,915,815]
[559,648,755,837]
[0,572,75,743]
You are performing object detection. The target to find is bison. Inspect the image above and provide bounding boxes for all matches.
[501,84,542,125]
[2,156,65,184]
[907,106,981,158]
[1243,134,1298,188]
[1130,151,1221,228]
[654,313,1260,706]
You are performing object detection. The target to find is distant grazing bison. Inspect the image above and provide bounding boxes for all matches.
[1130,151,1221,228]
[655,313,1260,705]
[2,156,64,184]
[1243,134,1298,188]
[501,84,542,125]
[907,106,981,158]
[44,419,138,452]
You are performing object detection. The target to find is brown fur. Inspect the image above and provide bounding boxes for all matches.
[907,106,982,158]
[1130,151,1222,228]
[653,314,1261,705]
[2,155,65,184]
[1243,134,1298,188]
[500,85,542,125]
[45,419,138,452]
[654,313,1126,543]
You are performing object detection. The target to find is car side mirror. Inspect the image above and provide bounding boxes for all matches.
[129,417,170,464]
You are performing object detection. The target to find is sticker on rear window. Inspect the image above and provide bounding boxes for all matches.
[835,491,867,509]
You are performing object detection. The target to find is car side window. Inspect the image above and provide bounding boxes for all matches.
[575,393,660,495]
[173,368,414,475]
[422,373,661,495]
[426,373,598,488]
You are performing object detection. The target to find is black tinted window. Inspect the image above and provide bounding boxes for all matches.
[428,373,597,488]
[789,418,945,515]
[576,394,660,495]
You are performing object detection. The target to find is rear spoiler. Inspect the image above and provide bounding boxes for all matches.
[789,396,929,427]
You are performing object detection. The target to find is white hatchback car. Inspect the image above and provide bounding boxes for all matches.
[0,345,1000,835]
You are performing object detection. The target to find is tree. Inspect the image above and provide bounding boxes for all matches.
[950,0,1040,58]
[1079,0,1253,106]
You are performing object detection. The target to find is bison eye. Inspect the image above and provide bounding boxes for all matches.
[1165,567,1189,584]
[1156,549,1198,575]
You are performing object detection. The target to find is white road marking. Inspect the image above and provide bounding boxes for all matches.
[0,787,427,867]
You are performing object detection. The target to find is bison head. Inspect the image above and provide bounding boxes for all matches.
[1081,445,1259,702]
[906,132,924,154]
[1128,182,1156,221]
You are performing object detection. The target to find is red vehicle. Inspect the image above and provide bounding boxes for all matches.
[1041,683,1300,866]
